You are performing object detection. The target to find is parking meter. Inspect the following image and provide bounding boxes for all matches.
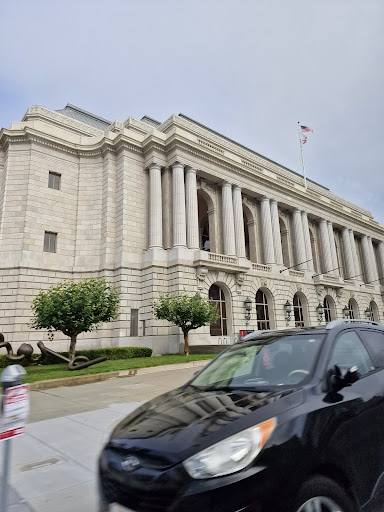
[0,365,27,512]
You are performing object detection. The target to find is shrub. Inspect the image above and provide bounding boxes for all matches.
[0,346,152,368]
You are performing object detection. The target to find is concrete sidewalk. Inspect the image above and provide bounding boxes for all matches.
[3,365,200,512]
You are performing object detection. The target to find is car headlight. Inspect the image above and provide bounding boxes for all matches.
[183,417,276,479]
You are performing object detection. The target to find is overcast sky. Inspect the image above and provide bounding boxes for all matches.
[1,1,383,220]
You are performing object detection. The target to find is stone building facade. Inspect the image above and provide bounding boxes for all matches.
[1,104,384,354]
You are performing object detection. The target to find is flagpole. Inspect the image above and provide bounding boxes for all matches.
[297,121,307,191]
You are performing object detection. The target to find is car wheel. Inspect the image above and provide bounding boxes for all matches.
[294,475,356,512]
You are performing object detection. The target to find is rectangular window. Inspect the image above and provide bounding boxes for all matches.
[48,172,61,190]
[44,231,57,253]
[142,320,146,336]
[130,309,139,337]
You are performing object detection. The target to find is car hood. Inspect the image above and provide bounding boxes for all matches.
[109,386,303,465]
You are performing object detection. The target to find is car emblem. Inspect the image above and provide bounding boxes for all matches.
[121,455,140,472]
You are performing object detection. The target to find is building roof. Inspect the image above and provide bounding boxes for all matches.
[56,104,112,131]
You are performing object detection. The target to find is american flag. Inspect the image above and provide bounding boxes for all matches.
[301,125,313,133]
[302,135,307,144]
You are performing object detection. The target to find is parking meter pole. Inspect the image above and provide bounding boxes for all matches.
[0,439,11,512]
[0,365,27,512]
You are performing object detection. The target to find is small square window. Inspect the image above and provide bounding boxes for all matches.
[48,172,61,190]
[44,232,57,253]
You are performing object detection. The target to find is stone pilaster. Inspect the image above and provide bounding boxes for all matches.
[149,163,163,248]
[292,209,307,270]
[349,230,359,278]
[270,200,283,265]
[378,241,384,283]
[172,162,186,247]
[232,186,246,258]
[327,221,339,276]
[301,211,314,271]
[185,167,199,250]
[342,228,354,279]
[361,235,374,283]
[260,197,275,264]
[319,219,333,273]
[368,237,378,281]
[221,182,236,256]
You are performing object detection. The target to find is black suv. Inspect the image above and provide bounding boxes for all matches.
[99,320,384,512]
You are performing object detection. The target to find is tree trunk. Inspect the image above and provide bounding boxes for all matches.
[184,331,189,356]
[68,334,77,362]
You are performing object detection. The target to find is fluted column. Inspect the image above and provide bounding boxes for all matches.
[232,186,246,257]
[368,237,378,280]
[149,163,163,248]
[319,220,333,273]
[270,200,283,265]
[221,183,236,256]
[260,197,275,264]
[327,221,339,276]
[185,167,199,249]
[378,242,384,284]
[361,235,374,283]
[292,209,307,270]
[349,230,359,278]
[301,211,314,271]
[342,228,354,279]
[172,162,186,247]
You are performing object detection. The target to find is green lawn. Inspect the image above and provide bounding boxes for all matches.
[24,354,216,383]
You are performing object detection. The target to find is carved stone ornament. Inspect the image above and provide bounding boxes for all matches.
[297,285,303,292]
[350,292,355,299]
[336,289,344,300]
[108,121,124,133]
[200,179,216,195]
[315,285,325,298]
[235,272,245,294]
[196,266,209,290]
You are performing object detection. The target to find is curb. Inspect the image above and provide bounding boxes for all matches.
[29,360,210,391]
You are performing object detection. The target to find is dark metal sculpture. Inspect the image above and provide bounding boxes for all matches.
[0,333,107,371]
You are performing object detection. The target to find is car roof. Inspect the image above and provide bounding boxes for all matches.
[240,320,384,343]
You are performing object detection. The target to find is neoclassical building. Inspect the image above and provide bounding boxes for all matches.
[1,104,383,353]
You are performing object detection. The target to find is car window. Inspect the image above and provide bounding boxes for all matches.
[327,331,375,376]
[360,330,384,367]
[191,334,324,390]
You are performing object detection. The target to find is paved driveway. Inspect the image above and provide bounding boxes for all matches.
[5,366,199,512]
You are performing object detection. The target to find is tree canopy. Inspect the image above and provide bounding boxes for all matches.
[30,277,120,361]
[152,291,218,355]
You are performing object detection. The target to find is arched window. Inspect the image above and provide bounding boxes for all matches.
[369,300,379,321]
[209,284,227,336]
[347,299,358,319]
[293,293,304,327]
[255,290,270,330]
[323,297,332,323]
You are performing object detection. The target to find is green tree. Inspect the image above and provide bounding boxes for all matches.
[30,277,120,362]
[152,291,219,356]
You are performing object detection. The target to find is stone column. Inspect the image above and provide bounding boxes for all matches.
[260,197,275,264]
[149,163,163,248]
[301,211,314,271]
[327,221,339,276]
[232,186,246,257]
[342,228,354,279]
[221,182,236,256]
[361,235,374,283]
[319,220,333,273]
[270,200,283,265]
[378,241,384,284]
[292,209,307,270]
[368,237,378,281]
[172,162,186,247]
[185,167,199,249]
[349,230,359,278]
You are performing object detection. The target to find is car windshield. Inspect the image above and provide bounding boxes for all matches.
[191,333,325,390]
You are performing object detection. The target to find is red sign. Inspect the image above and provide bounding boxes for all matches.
[0,384,29,441]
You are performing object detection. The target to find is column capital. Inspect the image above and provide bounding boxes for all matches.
[222,181,232,189]
[185,166,197,174]
[148,162,162,171]
[319,219,328,225]
[172,161,184,170]
[233,184,242,192]
[293,207,302,214]
[260,196,270,203]
[270,198,278,205]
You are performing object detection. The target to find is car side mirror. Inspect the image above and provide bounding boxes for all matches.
[328,364,360,392]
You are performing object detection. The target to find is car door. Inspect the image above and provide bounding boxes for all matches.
[324,329,384,510]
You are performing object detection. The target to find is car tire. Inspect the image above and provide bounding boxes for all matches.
[293,475,356,512]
